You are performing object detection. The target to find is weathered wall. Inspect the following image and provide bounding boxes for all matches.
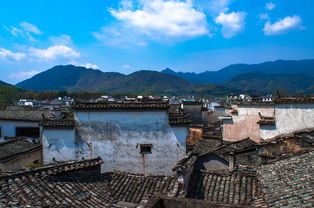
[223,105,274,142]
[43,110,187,175]
[260,104,314,139]
[42,129,76,164]
[1,150,42,172]
[187,127,202,146]
[0,120,39,137]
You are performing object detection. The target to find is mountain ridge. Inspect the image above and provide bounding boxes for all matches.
[161,59,314,84]
[15,59,314,95]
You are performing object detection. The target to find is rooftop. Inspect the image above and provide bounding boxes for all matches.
[0,138,41,164]
[75,101,170,110]
[0,157,183,207]
[0,108,52,122]
[186,170,258,206]
[257,150,314,207]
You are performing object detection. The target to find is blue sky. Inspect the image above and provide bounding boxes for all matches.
[0,0,313,84]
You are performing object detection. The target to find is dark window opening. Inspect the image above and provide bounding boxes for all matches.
[33,160,39,164]
[16,127,40,138]
[140,144,152,154]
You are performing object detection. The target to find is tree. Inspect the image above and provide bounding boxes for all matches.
[0,86,21,106]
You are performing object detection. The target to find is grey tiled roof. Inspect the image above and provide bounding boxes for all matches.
[0,109,51,122]
[186,170,259,206]
[257,150,314,208]
[0,157,182,207]
[105,171,183,204]
[41,111,75,127]
[75,102,169,110]
[0,138,41,163]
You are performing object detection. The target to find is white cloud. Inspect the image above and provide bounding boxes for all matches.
[69,61,100,69]
[0,48,26,61]
[4,26,23,37]
[265,2,276,11]
[122,64,131,69]
[263,15,303,35]
[93,24,148,48]
[4,21,42,41]
[20,22,42,35]
[29,45,80,60]
[205,0,231,15]
[215,11,247,38]
[8,70,41,81]
[49,34,73,46]
[259,13,269,20]
[109,0,208,38]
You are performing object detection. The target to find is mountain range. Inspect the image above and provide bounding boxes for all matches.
[12,59,314,96]
[16,65,239,96]
[161,59,314,84]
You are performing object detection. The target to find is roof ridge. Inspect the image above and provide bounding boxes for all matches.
[0,157,103,180]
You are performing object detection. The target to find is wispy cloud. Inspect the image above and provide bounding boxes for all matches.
[265,2,276,11]
[4,21,42,41]
[29,45,80,60]
[69,61,99,69]
[49,34,73,46]
[264,15,304,35]
[20,21,42,35]
[122,64,131,69]
[8,70,41,81]
[0,48,26,61]
[215,11,247,38]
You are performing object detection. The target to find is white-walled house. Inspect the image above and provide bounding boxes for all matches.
[222,96,314,141]
[42,102,190,175]
[259,96,314,139]
[0,108,51,140]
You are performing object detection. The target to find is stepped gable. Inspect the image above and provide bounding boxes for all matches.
[186,170,259,206]
[104,171,183,205]
[0,138,41,164]
[75,101,170,110]
[41,111,75,127]
[257,112,275,126]
[256,150,314,208]
[168,105,190,125]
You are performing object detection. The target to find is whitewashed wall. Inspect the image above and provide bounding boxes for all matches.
[42,129,76,164]
[260,104,314,139]
[0,120,39,137]
[42,110,187,175]
[223,105,274,142]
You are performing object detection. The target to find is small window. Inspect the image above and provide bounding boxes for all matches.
[140,144,152,154]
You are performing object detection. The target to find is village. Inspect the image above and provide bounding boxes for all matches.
[0,93,313,207]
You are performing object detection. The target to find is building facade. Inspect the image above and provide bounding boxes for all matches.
[42,102,189,175]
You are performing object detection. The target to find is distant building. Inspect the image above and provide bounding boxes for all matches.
[41,102,190,175]
[221,95,314,141]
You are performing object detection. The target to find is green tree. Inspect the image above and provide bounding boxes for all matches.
[0,86,21,106]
